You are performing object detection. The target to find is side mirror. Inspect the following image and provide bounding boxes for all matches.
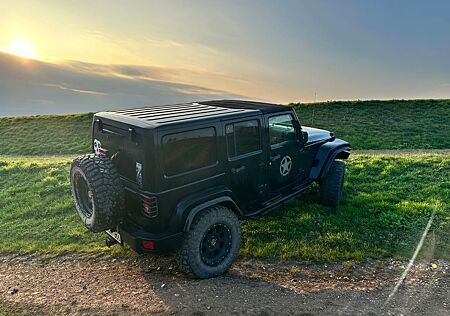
[301,130,308,144]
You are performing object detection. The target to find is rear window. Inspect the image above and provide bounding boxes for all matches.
[162,127,217,176]
[226,120,261,158]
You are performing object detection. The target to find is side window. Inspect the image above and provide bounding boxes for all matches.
[268,114,296,145]
[226,120,260,158]
[162,127,217,176]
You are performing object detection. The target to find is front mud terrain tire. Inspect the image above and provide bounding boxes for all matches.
[320,160,345,207]
[178,205,241,279]
[70,154,124,232]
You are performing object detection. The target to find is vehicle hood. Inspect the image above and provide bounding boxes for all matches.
[302,126,334,144]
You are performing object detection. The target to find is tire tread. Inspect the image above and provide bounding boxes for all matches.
[320,160,345,207]
[178,205,241,279]
[70,154,125,232]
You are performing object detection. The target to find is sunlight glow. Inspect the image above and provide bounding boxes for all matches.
[8,39,36,59]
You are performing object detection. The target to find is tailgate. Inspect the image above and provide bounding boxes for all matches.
[92,115,146,186]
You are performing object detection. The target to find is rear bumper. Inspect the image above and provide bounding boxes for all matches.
[118,221,184,254]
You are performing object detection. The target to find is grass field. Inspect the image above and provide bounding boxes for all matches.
[0,113,92,156]
[0,100,448,263]
[292,99,450,150]
[242,152,449,261]
[0,99,449,156]
[0,153,448,261]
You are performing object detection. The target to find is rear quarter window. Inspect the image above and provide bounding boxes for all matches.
[162,127,217,176]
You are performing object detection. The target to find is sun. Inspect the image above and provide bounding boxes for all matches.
[8,39,36,59]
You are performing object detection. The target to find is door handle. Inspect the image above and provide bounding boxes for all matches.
[231,165,246,174]
[270,154,281,162]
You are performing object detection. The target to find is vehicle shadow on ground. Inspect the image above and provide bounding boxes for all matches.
[134,255,391,315]
[138,256,450,316]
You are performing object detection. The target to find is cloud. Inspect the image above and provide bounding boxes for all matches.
[41,83,108,96]
[172,87,228,95]
[0,52,244,117]
[63,60,176,82]
[63,59,238,84]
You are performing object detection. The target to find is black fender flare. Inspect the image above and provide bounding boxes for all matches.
[182,196,242,232]
[169,185,242,232]
[309,138,351,180]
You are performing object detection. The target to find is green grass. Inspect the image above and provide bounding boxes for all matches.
[0,113,93,156]
[292,99,450,149]
[0,153,448,261]
[0,101,449,262]
[0,156,118,255]
[0,99,449,156]
[241,152,449,261]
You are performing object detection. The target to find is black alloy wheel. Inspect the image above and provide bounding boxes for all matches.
[178,205,241,279]
[200,224,232,267]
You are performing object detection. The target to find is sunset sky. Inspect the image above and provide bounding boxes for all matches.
[1,0,450,116]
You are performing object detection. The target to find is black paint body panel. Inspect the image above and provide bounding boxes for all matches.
[92,100,351,253]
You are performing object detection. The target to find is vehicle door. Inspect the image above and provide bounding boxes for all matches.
[266,113,306,194]
[224,116,265,211]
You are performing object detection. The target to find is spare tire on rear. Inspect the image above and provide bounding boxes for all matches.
[70,154,125,232]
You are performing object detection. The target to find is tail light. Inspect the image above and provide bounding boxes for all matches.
[142,240,155,250]
[142,195,158,218]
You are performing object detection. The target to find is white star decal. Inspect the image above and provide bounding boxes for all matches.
[280,155,292,176]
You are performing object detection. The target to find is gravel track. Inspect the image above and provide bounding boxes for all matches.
[0,254,448,315]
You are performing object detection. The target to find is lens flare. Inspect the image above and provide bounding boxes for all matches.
[8,39,36,59]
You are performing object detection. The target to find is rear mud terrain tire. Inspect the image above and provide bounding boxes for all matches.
[178,205,241,279]
[320,160,345,207]
[70,154,124,232]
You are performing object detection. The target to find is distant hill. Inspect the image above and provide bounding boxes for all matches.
[0,99,449,155]
[0,113,93,155]
[292,99,450,150]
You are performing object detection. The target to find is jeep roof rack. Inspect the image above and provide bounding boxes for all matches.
[99,100,289,127]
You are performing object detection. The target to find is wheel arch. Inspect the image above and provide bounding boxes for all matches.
[182,197,241,232]
[309,138,351,180]
[169,185,242,232]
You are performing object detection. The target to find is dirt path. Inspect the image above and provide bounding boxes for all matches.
[0,254,448,315]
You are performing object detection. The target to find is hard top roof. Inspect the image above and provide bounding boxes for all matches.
[198,100,289,114]
[99,100,290,127]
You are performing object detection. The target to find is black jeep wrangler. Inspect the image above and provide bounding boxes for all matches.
[70,100,350,278]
